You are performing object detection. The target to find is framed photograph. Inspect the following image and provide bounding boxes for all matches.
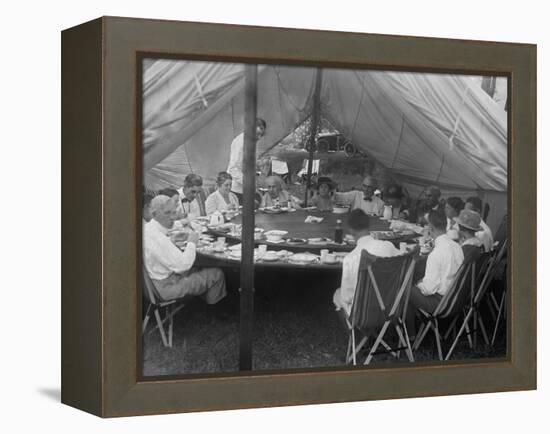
[61,16,536,417]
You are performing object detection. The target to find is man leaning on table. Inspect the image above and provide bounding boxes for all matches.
[143,195,226,303]
[333,175,385,215]
[333,209,401,316]
[406,209,464,338]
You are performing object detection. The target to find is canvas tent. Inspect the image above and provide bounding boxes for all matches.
[142,59,507,231]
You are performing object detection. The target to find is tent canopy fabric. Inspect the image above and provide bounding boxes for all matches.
[142,59,507,229]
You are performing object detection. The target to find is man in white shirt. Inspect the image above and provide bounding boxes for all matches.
[226,118,266,203]
[465,196,494,252]
[406,209,464,337]
[143,195,226,303]
[334,175,385,215]
[333,209,401,315]
[176,173,207,220]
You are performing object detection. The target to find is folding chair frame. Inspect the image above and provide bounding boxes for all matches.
[142,266,187,348]
[412,259,476,361]
[346,250,418,366]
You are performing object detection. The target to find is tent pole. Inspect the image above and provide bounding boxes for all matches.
[239,64,258,371]
[304,68,323,207]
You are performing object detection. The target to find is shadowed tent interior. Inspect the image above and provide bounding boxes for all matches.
[142,59,507,231]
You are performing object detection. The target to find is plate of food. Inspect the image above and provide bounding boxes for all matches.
[287,237,307,244]
[307,237,332,245]
[264,230,288,242]
[261,206,288,214]
[261,252,279,262]
[332,205,350,214]
[289,253,319,264]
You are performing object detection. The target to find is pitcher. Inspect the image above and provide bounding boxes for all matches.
[382,205,393,220]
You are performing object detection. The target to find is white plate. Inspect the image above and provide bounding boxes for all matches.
[262,254,279,262]
[289,253,318,264]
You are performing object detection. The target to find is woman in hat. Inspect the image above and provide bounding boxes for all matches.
[310,176,336,211]
[383,184,410,220]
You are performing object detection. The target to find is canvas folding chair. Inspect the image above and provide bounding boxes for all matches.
[412,250,481,361]
[484,240,508,345]
[142,265,187,348]
[345,247,419,366]
[443,249,494,359]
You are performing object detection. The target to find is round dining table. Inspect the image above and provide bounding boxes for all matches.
[195,209,421,270]
[206,208,420,253]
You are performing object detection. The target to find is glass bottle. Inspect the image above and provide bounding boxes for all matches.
[335,219,343,244]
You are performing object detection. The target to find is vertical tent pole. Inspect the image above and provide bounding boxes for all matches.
[239,64,258,371]
[304,68,323,207]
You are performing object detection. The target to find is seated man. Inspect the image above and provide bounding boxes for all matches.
[334,175,385,215]
[142,188,156,223]
[176,174,207,219]
[406,210,464,337]
[415,186,445,225]
[454,209,484,262]
[260,175,302,208]
[333,209,401,315]
[143,195,226,303]
[464,196,494,252]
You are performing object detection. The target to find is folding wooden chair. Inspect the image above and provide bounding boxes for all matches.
[444,249,494,359]
[412,250,480,361]
[142,265,187,348]
[484,240,508,345]
[345,247,419,366]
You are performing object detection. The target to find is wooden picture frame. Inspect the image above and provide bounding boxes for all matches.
[61,16,536,417]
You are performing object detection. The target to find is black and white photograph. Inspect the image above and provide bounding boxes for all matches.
[140,59,508,376]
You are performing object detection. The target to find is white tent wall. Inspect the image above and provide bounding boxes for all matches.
[144,62,316,188]
[142,59,508,232]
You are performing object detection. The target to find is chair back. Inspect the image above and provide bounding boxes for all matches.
[350,247,419,330]
[436,247,482,319]
[142,263,162,306]
[473,239,508,305]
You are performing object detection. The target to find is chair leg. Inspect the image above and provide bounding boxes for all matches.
[396,324,414,362]
[433,320,443,361]
[413,321,431,351]
[444,316,459,341]
[464,317,473,348]
[168,305,173,348]
[491,291,506,345]
[445,308,473,360]
[154,308,169,347]
[351,328,357,365]
[364,322,390,365]
[477,310,489,346]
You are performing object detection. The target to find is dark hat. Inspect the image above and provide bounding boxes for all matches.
[454,209,482,232]
[316,176,335,190]
[385,184,404,199]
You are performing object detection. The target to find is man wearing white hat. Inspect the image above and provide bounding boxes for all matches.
[454,209,484,262]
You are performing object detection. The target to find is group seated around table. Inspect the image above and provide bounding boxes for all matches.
[405,210,465,339]
[332,209,401,316]
[142,194,226,303]
[205,171,240,215]
[260,175,302,209]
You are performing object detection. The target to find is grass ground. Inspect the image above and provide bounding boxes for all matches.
[142,269,506,377]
